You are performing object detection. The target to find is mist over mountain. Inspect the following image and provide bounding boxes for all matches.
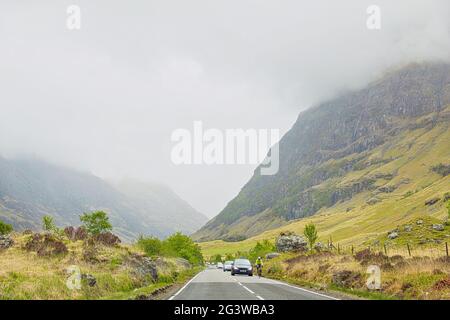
[0,156,207,240]
[194,62,450,241]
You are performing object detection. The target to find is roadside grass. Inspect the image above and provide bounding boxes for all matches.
[0,234,195,300]
[260,249,450,300]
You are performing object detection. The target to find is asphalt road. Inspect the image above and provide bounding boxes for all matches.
[169,267,339,300]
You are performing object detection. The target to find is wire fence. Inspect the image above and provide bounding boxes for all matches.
[326,238,449,259]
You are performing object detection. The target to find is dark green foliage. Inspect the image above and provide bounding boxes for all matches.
[138,232,203,265]
[0,220,13,235]
[80,211,112,235]
[137,236,163,256]
[248,240,276,262]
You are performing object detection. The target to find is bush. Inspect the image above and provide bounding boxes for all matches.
[304,223,318,251]
[138,232,204,265]
[80,211,112,235]
[211,254,223,263]
[248,240,276,262]
[0,220,13,235]
[42,215,56,232]
[163,232,203,265]
[41,215,65,238]
[137,236,163,256]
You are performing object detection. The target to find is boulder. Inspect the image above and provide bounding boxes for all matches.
[425,198,440,206]
[404,225,412,232]
[81,274,97,287]
[265,252,281,260]
[0,235,14,249]
[64,226,88,241]
[93,232,121,246]
[433,224,445,231]
[125,253,158,282]
[314,242,326,252]
[332,270,362,288]
[24,233,68,256]
[416,219,424,225]
[388,231,399,240]
[275,233,308,252]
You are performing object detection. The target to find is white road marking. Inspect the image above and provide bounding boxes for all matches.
[168,271,202,300]
[256,295,265,300]
[242,286,255,294]
[267,278,340,300]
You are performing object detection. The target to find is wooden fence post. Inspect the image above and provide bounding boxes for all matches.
[407,243,411,257]
[338,243,340,254]
[384,244,387,255]
[351,245,354,255]
[446,242,449,258]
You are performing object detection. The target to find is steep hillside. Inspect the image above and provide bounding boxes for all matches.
[194,62,450,242]
[0,158,207,240]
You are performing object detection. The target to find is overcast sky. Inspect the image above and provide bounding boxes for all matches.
[0,0,449,218]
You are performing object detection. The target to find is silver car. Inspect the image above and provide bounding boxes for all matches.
[223,261,234,272]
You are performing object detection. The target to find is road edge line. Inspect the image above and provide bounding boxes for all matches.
[168,270,202,300]
[268,279,340,300]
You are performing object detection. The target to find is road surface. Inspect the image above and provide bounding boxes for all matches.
[169,267,339,300]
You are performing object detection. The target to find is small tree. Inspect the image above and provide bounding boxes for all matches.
[80,211,112,235]
[137,235,163,256]
[42,215,56,232]
[0,220,13,235]
[304,223,318,251]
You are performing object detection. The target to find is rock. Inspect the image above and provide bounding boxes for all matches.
[64,226,87,241]
[404,225,412,232]
[388,231,399,239]
[81,274,97,287]
[125,253,158,282]
[24,233,68,256]
[366,197,381,205]
[174,257,191,269]
[275,233,308,252]
[0,235,14,249]
[378,185,395,193]
[93,232,121,246]
[332,270,362,288]
[314,242,325,252]
[265,252,281,260]
[425,198,440,206]
[416,219,424,225]
[432,224,445,231]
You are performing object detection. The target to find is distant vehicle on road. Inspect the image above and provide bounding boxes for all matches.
[231,259,253,276]
[223,261,234,272]
[217,262,223,269]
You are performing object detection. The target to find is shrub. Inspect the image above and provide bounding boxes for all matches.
[304,223,318,251]
[163,232,203,265]
[137,236,163,256]
[248,240,276,262]
[42,215,56,232]
[0,220,13,235]
[80,211,112,235]
[211,254,223,263]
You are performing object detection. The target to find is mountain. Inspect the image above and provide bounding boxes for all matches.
[0,157,208,240]
[194,62,450,242]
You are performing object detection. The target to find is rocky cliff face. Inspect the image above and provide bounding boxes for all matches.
[194,62,450,241]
